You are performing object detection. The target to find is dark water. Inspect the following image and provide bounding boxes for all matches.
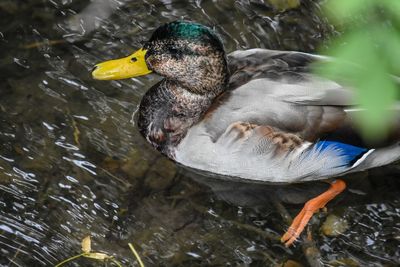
[0,0,399,266]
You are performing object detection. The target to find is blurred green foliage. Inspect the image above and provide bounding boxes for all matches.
[318,0,400,141]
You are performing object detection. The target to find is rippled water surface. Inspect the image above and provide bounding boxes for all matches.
[0,0,399,266]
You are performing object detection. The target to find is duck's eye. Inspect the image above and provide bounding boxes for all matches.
[168,47,183,59]
[131,57,137,62]
[169,48,179,54]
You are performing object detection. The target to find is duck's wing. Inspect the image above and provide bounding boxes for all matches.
[174,49,400,183]
[227,48,329,89]
[206,49,354,142]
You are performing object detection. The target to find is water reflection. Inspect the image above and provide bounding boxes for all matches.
[0,0,399,266]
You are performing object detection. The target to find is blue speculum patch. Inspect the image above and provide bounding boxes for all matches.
[315,140,369,166]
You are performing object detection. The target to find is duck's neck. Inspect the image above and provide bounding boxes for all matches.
[138,49,229,156]
[179,52,229,95]
[138,62,228,157]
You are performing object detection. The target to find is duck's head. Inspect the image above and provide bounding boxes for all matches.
[92,21,228,95]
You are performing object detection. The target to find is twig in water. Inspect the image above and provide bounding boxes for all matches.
[128,243,145,267]
[54,252,87,267]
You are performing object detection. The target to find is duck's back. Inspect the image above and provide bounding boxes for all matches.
[174,49,400,183]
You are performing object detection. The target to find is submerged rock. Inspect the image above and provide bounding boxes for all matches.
[328,258,360,267]
[321,214,349,237]
[266,0,301,11]
[280,259,304,267]
[144,157,177,191]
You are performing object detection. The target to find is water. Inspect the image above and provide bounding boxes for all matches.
[0,0,399,266]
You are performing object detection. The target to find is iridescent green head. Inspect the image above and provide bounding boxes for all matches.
[93,21,228,95]
[145,20,224,52]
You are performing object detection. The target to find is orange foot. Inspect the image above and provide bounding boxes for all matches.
[281,179,346,247]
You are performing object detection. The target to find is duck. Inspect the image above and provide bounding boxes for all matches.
[92,20,400,246]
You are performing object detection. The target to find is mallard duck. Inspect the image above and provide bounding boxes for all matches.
[92,21,400,246]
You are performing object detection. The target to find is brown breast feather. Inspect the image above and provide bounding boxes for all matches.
[222,121,304,155]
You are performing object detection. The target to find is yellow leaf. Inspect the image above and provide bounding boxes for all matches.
[83,252,110,260]
[81,236,91,253]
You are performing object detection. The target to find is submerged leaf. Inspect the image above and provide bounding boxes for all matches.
[83,252,111,260]
[81,235,91,253]
[57,236,118,266]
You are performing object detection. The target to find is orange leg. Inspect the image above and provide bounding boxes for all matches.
[281,179,346,247]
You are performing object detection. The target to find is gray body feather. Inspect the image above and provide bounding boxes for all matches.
[174,49,400,183]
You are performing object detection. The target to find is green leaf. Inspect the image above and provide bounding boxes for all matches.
[317,28,399,141]
[317,31,375,81]
[325,0,371,22]
[379,30,400,75]
[384,0,400,17]
[355,67,398,140]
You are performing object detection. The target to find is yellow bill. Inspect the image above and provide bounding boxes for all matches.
[92,48,152,80]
